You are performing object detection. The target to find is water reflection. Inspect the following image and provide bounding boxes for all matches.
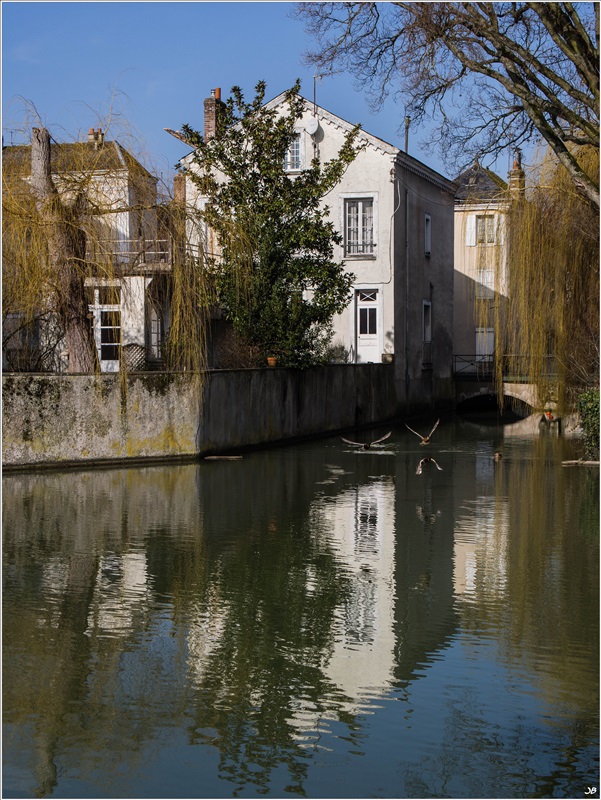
[3,417,598,798]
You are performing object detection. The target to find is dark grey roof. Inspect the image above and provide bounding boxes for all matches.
[2,140,155,180]
[454,162,507,201]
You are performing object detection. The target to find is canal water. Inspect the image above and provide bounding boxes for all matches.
[3,415,599,799]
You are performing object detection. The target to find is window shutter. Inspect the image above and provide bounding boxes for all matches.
[465,214,476,246]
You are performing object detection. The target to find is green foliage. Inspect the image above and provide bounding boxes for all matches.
[577,389,600,460]
[182,80,361,367]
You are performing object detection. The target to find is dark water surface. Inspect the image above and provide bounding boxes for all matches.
[3,416,599,799]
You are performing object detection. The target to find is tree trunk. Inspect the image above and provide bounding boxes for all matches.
[30,127,97,373]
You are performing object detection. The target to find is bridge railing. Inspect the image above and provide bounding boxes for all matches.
[501,355,558,383]
[453,355,494,379]
[453,354,558,382]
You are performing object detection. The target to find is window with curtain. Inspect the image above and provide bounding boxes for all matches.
[345,198,375,256]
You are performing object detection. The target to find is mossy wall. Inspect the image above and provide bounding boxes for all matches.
[3,365,403,469]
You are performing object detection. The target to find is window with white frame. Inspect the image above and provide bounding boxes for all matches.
[466,213,498,246]
[87,284,121,364]
[345,198,375,257]
[424,213,432,256]
[476,267,496,299]
[284,133,302,171]
[476,214,496,244]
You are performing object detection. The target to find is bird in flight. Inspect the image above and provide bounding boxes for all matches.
[341,431,392,450]
[405,418,440,445]
[416,457,443,475]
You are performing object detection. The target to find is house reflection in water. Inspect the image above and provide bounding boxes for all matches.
[452,453,509,601]
[310,479,397,708]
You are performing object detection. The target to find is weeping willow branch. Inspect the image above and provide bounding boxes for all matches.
[476,145,599,412]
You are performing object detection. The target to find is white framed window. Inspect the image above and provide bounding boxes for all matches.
[466,213,498,246]
[424,213,432,256]
[476,267,496,299]
[284,133,302,171]
[344,198,375,257]
[476,214,495,244]
[422,300,432,364]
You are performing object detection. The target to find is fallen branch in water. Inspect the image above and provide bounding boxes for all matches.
[561,460,600,466]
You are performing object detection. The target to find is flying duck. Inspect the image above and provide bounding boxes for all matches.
[405,418,440,445]
[341,431,392,450]
[416,457,444,475]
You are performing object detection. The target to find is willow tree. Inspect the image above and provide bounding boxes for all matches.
[479,145,599,411]
[3,128,98,372]
[297,2,599,208]
[2,122,205,374]
[179,80,361,367]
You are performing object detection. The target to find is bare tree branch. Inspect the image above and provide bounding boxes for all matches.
[296,1,599,206]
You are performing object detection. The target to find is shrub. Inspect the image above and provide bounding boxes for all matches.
[577,389,600,460]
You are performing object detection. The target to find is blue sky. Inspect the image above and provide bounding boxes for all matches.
[2,2,511,190]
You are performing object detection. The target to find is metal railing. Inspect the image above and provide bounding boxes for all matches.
[86,238,172,267]
[453,354,494,378]
[453,354,558,382]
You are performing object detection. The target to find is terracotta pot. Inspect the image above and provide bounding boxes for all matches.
[267,356,278,368]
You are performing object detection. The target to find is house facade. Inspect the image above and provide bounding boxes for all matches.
[171,89,456,411]
[453,154,525,378]
[2,130,170,372]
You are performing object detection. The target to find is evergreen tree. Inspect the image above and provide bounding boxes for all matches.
[181,80,361,367]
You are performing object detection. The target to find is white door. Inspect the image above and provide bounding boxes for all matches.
[356,290,380,363]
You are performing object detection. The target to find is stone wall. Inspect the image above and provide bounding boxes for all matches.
[2,365,403,470]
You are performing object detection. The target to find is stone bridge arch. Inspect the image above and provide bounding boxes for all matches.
[455,379,552,415]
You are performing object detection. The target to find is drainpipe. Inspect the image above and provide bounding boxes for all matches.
[405,186,410,397]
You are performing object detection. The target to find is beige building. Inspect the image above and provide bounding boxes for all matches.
[453,155,525,378]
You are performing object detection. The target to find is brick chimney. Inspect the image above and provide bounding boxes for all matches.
[87,128,105,149]
[173,173,186,205]
[204,88,224,140]
[508,148,525,196]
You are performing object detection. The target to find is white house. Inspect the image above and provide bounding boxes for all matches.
[2,130,170,372]
[169,88,457,411]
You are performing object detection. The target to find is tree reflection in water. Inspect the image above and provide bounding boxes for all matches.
[2,423,598,798]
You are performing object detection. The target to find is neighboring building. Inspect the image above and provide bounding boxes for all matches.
[169,88,457,411]
[453,154,525,378]
[2,130,171,372]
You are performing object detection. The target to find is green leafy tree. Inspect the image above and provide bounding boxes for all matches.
[181,80,361,367]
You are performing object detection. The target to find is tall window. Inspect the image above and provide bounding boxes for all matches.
[88,285,121,365]
[476,267,496,299]
[424,213,432,256]
[284,133,302,171]
[476,328,494,363]
[422,300,432,364]
[345,198,374,256]
[476,215,495,244]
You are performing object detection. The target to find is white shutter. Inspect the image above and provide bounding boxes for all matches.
[465,214,476,246]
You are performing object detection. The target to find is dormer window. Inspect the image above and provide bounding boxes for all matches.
[284,133,302,171]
